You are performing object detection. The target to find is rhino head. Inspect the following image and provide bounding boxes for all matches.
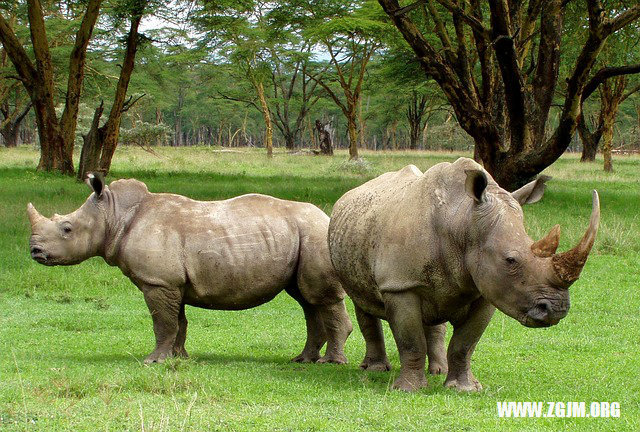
[28,174,108,266]
[463,170,600,328]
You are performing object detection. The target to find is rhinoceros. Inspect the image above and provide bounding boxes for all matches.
[328,157,599,392]
[28,175,352,364]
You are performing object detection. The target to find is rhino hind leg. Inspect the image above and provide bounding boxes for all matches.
[286,285,327,363]
[354,305,391,372]
[316,300,352,364]
[382,290,429,392]
[444,297,495,392]
[425,323,447,375]
[172,304,189,358]
[142,286,181,364]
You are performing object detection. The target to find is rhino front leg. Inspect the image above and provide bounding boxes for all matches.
[355,305,391,371]
[317,300,352,364]
[382,290,428,392]
[172,303,189,358]
[142,286,182,364]
[425,323,448,375]
[444,297,495,392]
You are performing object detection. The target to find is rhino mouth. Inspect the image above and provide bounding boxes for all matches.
[30,246,52,265]
[520,299,568,328]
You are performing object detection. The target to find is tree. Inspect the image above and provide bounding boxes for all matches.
[0,80,31,147]
[575,25,640,170]
[296,0,388,159]
[577,75,640,171]
[77,0,148,179]
[196,1,278,157]
[0,0,102,174]
[268,46,323,150]
[377,0,640,189]
[0,9,31,147]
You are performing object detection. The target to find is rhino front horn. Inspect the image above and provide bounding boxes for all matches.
[552,190,600,285]
[27,203,45,226]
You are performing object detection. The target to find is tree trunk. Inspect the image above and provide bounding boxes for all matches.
[1,122,20,147]
[407,91,426,150]
[347,110,359,159]
[602,117,614,172]
[577,114,599,162]
[256,81,273,157]
[283,130,296,150]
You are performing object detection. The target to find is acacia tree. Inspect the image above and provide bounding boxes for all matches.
[77,0,148,179]
[268,46,323,150]
[575,26,640,170]
[0,0,102,174]
[0,10,31,147]
[377,0,640,189]
[0,80,31,147]
[577,75,640,171]
[295,0,388,159]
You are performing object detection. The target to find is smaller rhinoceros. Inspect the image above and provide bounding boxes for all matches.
[328,158,600,392]
[28,175,352,364]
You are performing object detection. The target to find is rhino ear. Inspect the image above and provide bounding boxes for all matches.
[511,175,551,205]
[465,169,488,203]
[86,172,105,198]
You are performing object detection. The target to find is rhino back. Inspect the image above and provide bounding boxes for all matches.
[329,160,478,317]
[119,193,304,309]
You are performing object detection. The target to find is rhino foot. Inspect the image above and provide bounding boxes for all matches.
[172,346,189,358]
[317,353,347,364]
[360,357,391,372]
[444,376,482,392]
[144,350,173,365]
[428,361,448,375]
[291,352,321,363]
[392,373,428,392]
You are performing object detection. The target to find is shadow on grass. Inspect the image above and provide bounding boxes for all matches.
[51,350,450,395]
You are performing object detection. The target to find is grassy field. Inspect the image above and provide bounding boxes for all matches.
[0,146,638,431]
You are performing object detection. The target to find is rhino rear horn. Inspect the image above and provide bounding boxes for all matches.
[552,190,600,285]
[531,224,561,257]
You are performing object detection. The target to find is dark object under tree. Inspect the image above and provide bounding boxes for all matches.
[315,119,334,155]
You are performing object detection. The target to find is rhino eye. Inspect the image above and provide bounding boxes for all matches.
[505,257,518,265]
[62,225,72,234]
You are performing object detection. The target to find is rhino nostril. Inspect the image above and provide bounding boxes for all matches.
[527,300,552,321]
[31,247,42,255]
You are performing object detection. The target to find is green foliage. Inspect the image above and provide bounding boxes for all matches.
[119,120,172,146]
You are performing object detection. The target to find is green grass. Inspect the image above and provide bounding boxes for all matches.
[0,146,638,431]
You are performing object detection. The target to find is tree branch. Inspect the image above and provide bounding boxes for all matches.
[582,64,640,101]
[435,0,490,41]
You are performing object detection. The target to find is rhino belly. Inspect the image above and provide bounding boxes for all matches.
[183,223,299,310]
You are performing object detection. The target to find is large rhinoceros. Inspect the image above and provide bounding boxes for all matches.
[28,175,352,364]
[328,157,599,392]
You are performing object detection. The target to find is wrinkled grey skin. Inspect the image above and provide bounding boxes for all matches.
[28,176,352,365]
[328,157,599,392]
